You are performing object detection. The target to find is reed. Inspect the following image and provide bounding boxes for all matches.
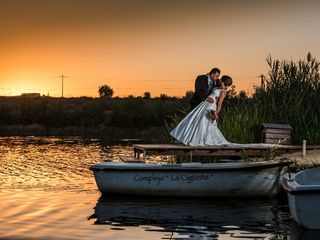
[253,53,320,144]
[166,53,320,145]
[219,102,262,143]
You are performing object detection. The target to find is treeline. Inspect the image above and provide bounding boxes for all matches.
[0,95,189,139]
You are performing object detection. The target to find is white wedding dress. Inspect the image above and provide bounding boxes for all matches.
[170,88,230,146]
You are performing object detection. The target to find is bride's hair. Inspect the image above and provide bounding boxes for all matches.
[220,75,233,87]
[214,75,232,90]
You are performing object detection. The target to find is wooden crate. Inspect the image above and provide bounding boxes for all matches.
[261,123,292,144]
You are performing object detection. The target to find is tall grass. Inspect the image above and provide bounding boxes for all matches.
[219,100,262,143]
[166,53,320,145]
[253,53,320,144]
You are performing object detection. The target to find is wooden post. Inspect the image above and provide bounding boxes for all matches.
[143,150,146,162]
[302,139,307,157]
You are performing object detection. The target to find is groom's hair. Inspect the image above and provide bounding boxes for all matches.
[209,67,221,75]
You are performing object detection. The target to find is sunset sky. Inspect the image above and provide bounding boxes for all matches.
[1,0,320,97]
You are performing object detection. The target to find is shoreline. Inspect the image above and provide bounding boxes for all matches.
[0,124,167,141]
[276,149,320,170]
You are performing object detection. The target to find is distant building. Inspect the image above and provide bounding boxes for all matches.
[21,93,41,97]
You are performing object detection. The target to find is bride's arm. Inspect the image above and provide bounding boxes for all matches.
[215,90,226,118]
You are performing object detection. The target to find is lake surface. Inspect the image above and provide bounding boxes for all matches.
[0,136,318,240]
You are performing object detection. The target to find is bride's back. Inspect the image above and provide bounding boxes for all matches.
[208,87,221,99]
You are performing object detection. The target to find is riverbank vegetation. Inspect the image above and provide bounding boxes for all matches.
[0,53,319,144]
[0,95,189,140]
[219,53,320,145]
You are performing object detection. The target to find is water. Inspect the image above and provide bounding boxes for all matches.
[0,136,318,240]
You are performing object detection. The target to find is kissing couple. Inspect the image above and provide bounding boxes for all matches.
[170,68,233,146]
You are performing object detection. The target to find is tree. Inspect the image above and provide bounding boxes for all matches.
[98,85,114,98]
[159,94,168,100]
[143,92,151,99]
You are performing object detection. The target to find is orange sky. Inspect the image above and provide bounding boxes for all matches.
[1,0,320,97]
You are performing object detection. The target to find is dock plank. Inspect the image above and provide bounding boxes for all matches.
[133,143,320,160]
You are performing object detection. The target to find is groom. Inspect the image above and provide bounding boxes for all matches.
[190,67,221,109]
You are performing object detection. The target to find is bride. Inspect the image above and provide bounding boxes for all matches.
[170,75,233,146]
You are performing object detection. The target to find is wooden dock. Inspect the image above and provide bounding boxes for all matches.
[133,143,320,161]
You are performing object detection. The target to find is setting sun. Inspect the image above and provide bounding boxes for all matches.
[1,0,319,97]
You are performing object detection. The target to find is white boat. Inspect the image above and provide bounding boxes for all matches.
[282,167,320,229]
[91,160,290,197]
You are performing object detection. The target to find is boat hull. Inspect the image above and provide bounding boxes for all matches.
[91,161,289,197]
[287,192,320,229]
[282,167,320,229]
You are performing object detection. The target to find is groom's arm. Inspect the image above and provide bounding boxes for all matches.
[195,76,207,101]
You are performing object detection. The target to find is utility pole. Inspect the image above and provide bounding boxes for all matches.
[60,74,68,98]
[61,74,64,98]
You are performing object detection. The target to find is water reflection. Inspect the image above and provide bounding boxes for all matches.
[0,136,174,193]
[2,136,318,240]
[0,136,133,192]
[290,223,320,240]
[90,196,292,239]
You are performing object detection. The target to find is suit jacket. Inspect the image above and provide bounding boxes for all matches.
[190,74,217,109]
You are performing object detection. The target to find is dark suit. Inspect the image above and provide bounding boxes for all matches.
[190,75,217,109]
